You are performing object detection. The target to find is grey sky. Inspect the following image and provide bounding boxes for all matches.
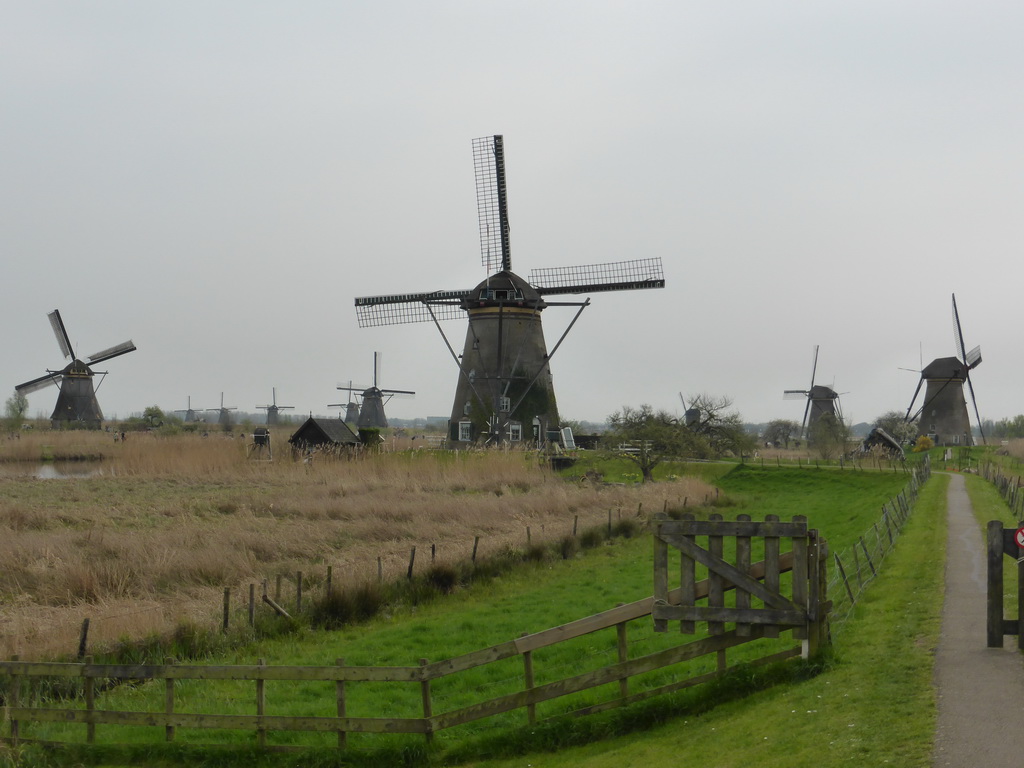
[3,2,1021,428]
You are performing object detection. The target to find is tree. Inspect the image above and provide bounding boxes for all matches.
[603,404,703,482]
[809,413,850,460]
[684,394,757,457]
[3,391,28,432]
[142,406,164,428]
[762,419,801,448]
[872,410,917,445]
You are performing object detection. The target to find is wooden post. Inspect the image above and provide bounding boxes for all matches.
[256,658,266,748]
[326,565,333,595]
[859,537,877,577]
[165,656,175,742]
[472,536,479,563]
[526,526,531,545]
[680,512,696,634]
[275,574,282,602]
[84,655,95,744]
[296,571,303,612]
[377,556,383,583]
[223,588,230,632]
[431,543,436,563]
[708,513,725,635]
[616,618,629,700]
[336,658,347,749]
[521,634,536,725]
[653,515,668,633]
[763,514,780,638]
[407,548,416,580]
[78,618,90,659]
[419,659,433,743]
[791,515,808,641]
[834,551,856,606]
[249,583,256,627]
[987,520,1005,648]
[9,654,19,747]
[735,514,751,636]
[573,515,578,536]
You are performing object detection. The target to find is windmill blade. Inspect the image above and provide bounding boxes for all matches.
[337,384,370,392]
[783,390,809,400]
[951,293,968,364]
[354,290,469,328]
[380,389,415,396]
[48,309,74,359]
[373,352,381,388]
[965,344,982,370]
[808,345,819,391]
[530,258,665,296]
[904,377,924,421]
[964,370,985,445]
[473,134,511,273]
[800,396,812,437]
[87,340,137,365]
[16,372,62,394]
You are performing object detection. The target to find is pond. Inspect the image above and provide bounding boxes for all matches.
[0,461,107,480]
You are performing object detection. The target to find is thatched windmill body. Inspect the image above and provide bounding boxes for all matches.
[354,135,665,446]
[15,309,136,429]
[784,345,843,441]
[905,294,983,446]
[336,353,414,429]
[257,388,294,426]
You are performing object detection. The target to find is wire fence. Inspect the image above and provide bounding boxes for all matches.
[827,455,932,632]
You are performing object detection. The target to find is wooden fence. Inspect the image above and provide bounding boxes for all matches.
[0,520,816,751]
[986,521,1024,650]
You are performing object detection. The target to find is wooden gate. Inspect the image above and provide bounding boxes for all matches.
[652,513,829,658]
[986,521,1024,649]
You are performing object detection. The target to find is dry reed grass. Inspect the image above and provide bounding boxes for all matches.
[0,430,716,659]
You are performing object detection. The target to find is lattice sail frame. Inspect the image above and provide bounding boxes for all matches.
[473,135,510,274]
[530,257,665,295]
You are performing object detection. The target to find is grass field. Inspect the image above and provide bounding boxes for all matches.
[0,447,940,767]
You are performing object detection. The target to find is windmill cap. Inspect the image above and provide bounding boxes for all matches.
[465,270,544,309]
[922,356,967,379]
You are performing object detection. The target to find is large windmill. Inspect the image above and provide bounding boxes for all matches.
[784,345,843,441]
[16,309,136,429]
[206,393,238,427]
[904,294,983,446]
[336,353,414,429]
[354,135,665,446]
[257,388,295,426]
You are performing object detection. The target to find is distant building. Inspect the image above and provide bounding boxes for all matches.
[288,417,360,450]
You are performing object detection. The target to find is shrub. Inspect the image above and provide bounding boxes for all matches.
[913,435,934,453]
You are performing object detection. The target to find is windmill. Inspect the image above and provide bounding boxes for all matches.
[354,135,665,446]
[327,382,360,423]
[206,393,238,427]
[336,352,414,429]
[904,294,983,446]
[173,396,203,423]
[784,345,843,441]
[16,309,136,429]
[257,388,295,426]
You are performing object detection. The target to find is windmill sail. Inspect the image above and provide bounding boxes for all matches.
[48,310,73,359]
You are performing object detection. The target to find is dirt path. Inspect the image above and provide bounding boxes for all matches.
[933,473,1024,766]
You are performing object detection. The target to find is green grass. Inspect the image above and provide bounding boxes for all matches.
[8,466,936,767]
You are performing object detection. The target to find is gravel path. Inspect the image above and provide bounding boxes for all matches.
[933,473,1024,766]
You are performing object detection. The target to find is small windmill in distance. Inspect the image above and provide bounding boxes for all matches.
[257,388,295,426]
[16,309,137,429]
[173,396,203,423]
[783,345,843,441]
[206,393,238,427]
[336,353,414,429]
[904,294,984,446]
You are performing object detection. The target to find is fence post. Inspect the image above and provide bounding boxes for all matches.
[987,520,1004,648]
[859,537,877,577]
[834,551,856,606]
[472,536,479,563]
[249,584,256,627]
[223,588,230,632]
[407,548,416,580]
[735,514,752,636]
[708,513,725,638]
[652,515,669,633]
[419,658,433,743]
[256,658,266,748]
[763,514,780,639]
[165,656,175,743]
[521,633,536,724]
[616,616,629,700]
[84,655,95,744]
[9,654,19,747]
[336,658,347,749]
[326,565,333,596]
[296,571,303,613]
[78,618,90,660]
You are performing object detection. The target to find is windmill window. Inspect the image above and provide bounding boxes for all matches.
[509,423,522,442]
[458,421,472,442]
[463,401,472,416]
[481,287,523,301]
[499,396,511,412]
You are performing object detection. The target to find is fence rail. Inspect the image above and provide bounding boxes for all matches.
[1,543,809,750]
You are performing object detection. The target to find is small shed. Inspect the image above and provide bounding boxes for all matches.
[861,427,905,459]
[288,417,360,450]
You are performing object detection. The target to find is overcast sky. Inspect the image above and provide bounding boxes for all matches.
[3,2,1022,429]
